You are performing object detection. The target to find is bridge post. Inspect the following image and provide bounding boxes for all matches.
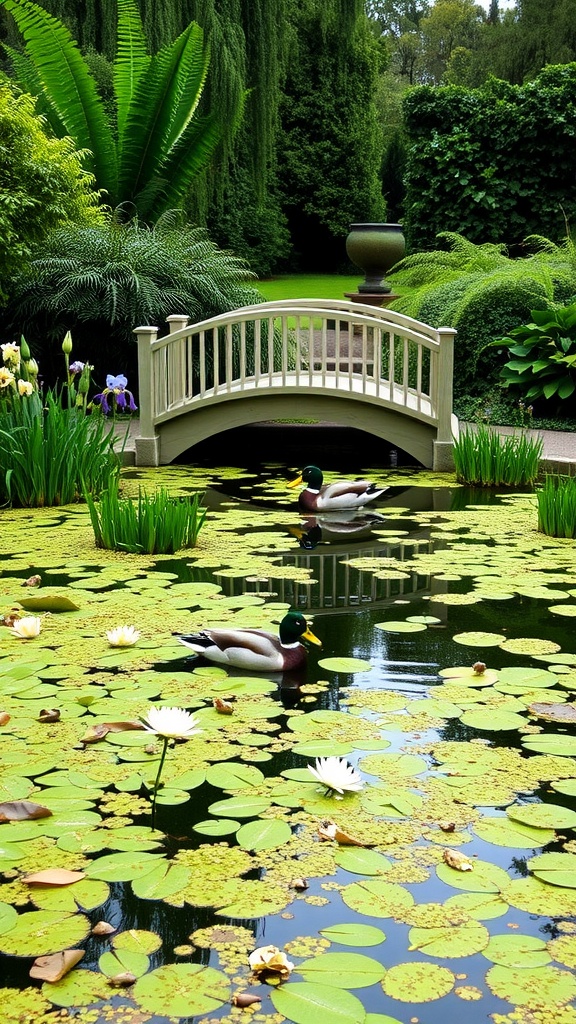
[433,326,457,472]
[133,325,160,466]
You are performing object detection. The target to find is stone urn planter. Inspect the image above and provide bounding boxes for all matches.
[345,223,406,294]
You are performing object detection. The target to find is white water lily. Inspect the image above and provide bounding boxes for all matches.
[9,616,42,639]
[248,944,294,980]
[142,706,201,740]
[307,756,364,795]
[106,625,141,647]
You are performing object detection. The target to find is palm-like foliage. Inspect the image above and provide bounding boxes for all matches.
[1,0,228,218]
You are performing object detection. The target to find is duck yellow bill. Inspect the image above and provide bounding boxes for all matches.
[288,474,303,488]
[302,628,322,647]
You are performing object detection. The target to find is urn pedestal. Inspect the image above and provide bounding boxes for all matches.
[345,223,405,299]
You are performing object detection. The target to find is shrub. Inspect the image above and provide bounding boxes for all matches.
[537,475,576,538]
[494,302,576,415]
[452,426,543,488]
[86,486,207,554]
[4,214,262,384]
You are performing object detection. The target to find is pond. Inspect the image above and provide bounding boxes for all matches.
[1,455,576,1024]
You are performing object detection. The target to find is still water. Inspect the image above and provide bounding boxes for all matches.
[1,457,576,1024]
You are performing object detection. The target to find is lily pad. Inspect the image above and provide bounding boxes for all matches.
[382,961,455,1002]
[318,658,372,673]
[521,733,576,756]
[205,763,264,790]
[296,951,386,988]
[408,920,489,958]
[319,923,386,947]
[486,964,576,1006]
[374,621,427,633]
[207,796,272,818]
[436,859,510,894]
[483,934,551,968]
[133,963,230,1016]
[507,802,576,830]
[0,910,90,957]
[271,982,366,1024]
[527,852,576,888]
[452,631,506,646]
[18,595,80,613]
[472,816,555,848]
[341,878,414,918]
[459,709,527,731]
[235,819,292,851]
[334,849,392,876]
[193,818,241,836]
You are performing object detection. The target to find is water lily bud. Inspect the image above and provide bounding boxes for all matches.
[62,331,73,355]
[19,335,31,361]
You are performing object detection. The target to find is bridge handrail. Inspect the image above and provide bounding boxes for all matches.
[134,298,456,463]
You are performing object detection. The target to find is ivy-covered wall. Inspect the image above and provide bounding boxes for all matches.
[402,63,576,251]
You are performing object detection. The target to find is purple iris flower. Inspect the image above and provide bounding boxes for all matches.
[92,372,137,415]
[69,361,85,375]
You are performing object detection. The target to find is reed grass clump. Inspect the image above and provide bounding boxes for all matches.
[536,474,576,537]
[453,426,543,487]
[0,392,120,507]
[86,486,207,554]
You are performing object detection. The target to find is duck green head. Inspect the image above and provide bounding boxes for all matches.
[279,611,322,647]
[288,466,323,490]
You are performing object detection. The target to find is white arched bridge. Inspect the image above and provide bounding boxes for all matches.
[133,299,457,469]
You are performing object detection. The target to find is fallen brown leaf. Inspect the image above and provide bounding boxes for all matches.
[80,720,143,744]
[0,712,10,726]
[29,949,84,982]
[92,921,116,936]
[38,708,61,723]
[0,800,52,823]
[443,849,473,872]
[107,972,137,987]
[24,868,86,887]
[232,992,262,1007]
[213,697,234,714]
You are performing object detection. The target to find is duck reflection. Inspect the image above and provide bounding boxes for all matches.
[290,509,387,548]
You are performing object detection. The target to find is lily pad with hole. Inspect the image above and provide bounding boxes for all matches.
[205,763,264,790]
[207,795,272,818]
[271,982,366,1024]
[132,862,191,900]
[319,923,386,947]
[99,947,150,978]
[133,963,230,1017]
[296,951,386,988]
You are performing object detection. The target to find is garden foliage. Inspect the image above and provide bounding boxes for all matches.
[402,64,576,251]
[0,75,101,301]
[0,0,227,220]
[389,233,576,403]
[494,301,576,410]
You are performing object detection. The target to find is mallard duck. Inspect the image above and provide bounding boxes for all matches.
[177,611,322,672]
[288,465,388,512]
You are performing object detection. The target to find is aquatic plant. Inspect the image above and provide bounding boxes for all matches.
[106,625,141,647]
[537,474,576,538]
[86,485,207,553]
[141,706,202,830]
[307,756,364,796]
[452,425,543,487]
[0,390,120,507]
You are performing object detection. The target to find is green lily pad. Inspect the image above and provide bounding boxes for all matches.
[292,741,354,758]
[486,964,576,1006]
[408,920,489,958]
[28,878,109,913]
[296,951,386,988]
[483,934,551,968]
[382,961,454,1001]
[18,595,80,612]
[207,796,272,818]
[334,849,392,876]
[205,763,264,790]
[84,851,163,882]
[341,878,414,918]
[193,818,241,836]
[527,852,576,888]
[132,862,191,900]
[453,631,506,646]
[436,858,510,894]
[521,733,576,756]
[444,892,508,921]
[459,709,527,731]
[113,929,162,954]
[318,657,372,673]
[319,923,386,947]
[374,621,427,633]
[0,901,18,935]
[133,964,230,1017]
[235,819,292,851]
[99,947,150,978]
[472,816,556,848]
[271,982,366,1024]
[551,779,576,797]
[0,910,90,957]
[41,969,109,1007]
[507,802,576,830]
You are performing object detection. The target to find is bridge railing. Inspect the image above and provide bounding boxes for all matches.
[134,299,456,464]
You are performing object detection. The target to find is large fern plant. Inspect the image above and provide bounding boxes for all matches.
[1,0,230,219]
[388,233,576,402]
